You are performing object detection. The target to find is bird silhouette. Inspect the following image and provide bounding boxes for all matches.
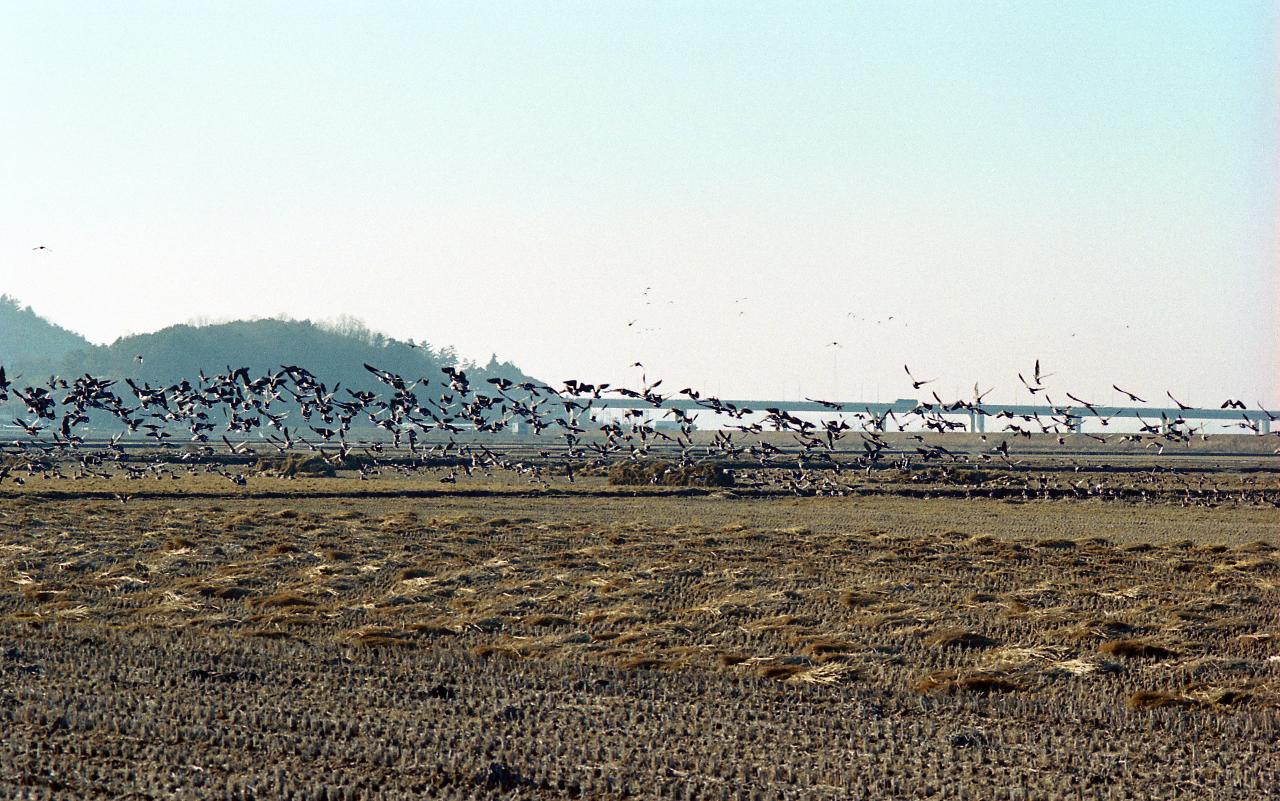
[904,365,934,390]
[1166,391,1193,411]
[1112,385,1145,403]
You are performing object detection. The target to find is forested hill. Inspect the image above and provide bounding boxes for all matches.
[0,299,534,393]
[76,318,532,391]
[0,295,92,373]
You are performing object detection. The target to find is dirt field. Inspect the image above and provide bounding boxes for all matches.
[2,467,1278,799]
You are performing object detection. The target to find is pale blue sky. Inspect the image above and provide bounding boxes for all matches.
[2,2,1275,404]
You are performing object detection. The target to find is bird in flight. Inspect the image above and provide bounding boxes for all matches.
[1166,391,1193,411]
[1033,360,1054,384]
[32,245,49,251]
[904,365,934,390]
[1112,385,1145,403]
[805,397,845,411]
[1018,360,1054,395]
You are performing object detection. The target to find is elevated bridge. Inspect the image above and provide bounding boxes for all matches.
[582,397,1275,435]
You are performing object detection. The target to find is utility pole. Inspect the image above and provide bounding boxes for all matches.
[828,341,842,399]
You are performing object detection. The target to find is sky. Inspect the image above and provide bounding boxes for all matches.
[2,2,1276,406]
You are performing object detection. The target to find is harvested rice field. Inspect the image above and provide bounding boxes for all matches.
[2,468,1278,799]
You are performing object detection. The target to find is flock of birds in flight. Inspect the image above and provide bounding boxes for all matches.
[8,250,1280,494]
[0,353,1275,502]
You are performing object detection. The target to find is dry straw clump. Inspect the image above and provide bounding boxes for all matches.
[607,461,735,487]
[923,629,999,650]
[254,453,337,477]
[1099,639,1179,660]
[250,592,318,610]
[913,669,1024,694]
[1127,690,1198,709]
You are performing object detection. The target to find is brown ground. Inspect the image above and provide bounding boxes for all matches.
[1,467,1277,799]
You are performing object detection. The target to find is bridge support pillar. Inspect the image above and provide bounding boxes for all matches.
[1261,417,1271,435]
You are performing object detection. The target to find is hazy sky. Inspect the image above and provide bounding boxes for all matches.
[2,2,1276,405]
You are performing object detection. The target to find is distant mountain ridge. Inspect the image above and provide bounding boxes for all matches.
[0,295,92,373]
[0,297,532,393]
